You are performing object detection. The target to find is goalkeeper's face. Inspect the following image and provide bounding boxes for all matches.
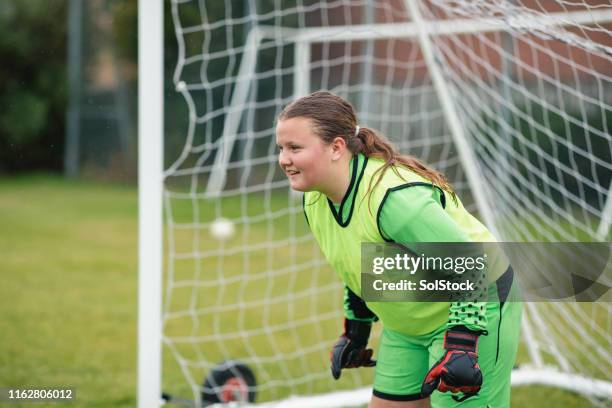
[276,117,337,192]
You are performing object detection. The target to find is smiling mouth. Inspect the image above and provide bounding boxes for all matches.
[286,170,300,176]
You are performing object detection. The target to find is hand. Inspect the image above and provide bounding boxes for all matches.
[330,319,376,380]
[421,326,483,401]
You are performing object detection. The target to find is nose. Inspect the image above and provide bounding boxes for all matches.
[278,150,291,168]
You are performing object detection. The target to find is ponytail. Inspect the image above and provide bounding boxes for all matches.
[355,126,457,209]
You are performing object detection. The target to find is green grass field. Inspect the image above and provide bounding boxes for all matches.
[0,175,599,407]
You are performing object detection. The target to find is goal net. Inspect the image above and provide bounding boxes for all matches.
[156,0,612,406]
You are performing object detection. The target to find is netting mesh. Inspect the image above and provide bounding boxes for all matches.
[162,0,611,405]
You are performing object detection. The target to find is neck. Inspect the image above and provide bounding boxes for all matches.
[321,153,353,204]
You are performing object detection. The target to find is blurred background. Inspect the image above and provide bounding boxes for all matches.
[1,0,136,179]
[0,1,142,406]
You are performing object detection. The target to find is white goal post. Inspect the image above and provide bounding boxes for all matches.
[139,1,612,407]
[138,0,163,407]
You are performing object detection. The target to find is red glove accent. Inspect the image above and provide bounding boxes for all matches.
[421,327,483,401]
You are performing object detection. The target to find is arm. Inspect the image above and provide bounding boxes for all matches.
[344,285,378,322]
[379,185,486,399]
[378,185,488,333]
[330,286,378,380]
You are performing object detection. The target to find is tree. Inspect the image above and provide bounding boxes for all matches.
[0,1,68,172]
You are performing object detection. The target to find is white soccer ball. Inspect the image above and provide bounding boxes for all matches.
[210,217,235,240]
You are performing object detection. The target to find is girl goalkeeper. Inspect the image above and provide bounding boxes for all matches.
[276,91,522,408]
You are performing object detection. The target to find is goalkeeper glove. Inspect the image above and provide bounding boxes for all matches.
[330,319,376,380]
[421,326,483,402]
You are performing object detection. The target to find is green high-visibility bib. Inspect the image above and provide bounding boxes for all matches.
[304,154,504,336]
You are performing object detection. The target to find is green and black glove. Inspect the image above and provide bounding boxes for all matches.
[330,319,376,380]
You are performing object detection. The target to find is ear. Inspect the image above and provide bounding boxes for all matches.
[329,136,346,161]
